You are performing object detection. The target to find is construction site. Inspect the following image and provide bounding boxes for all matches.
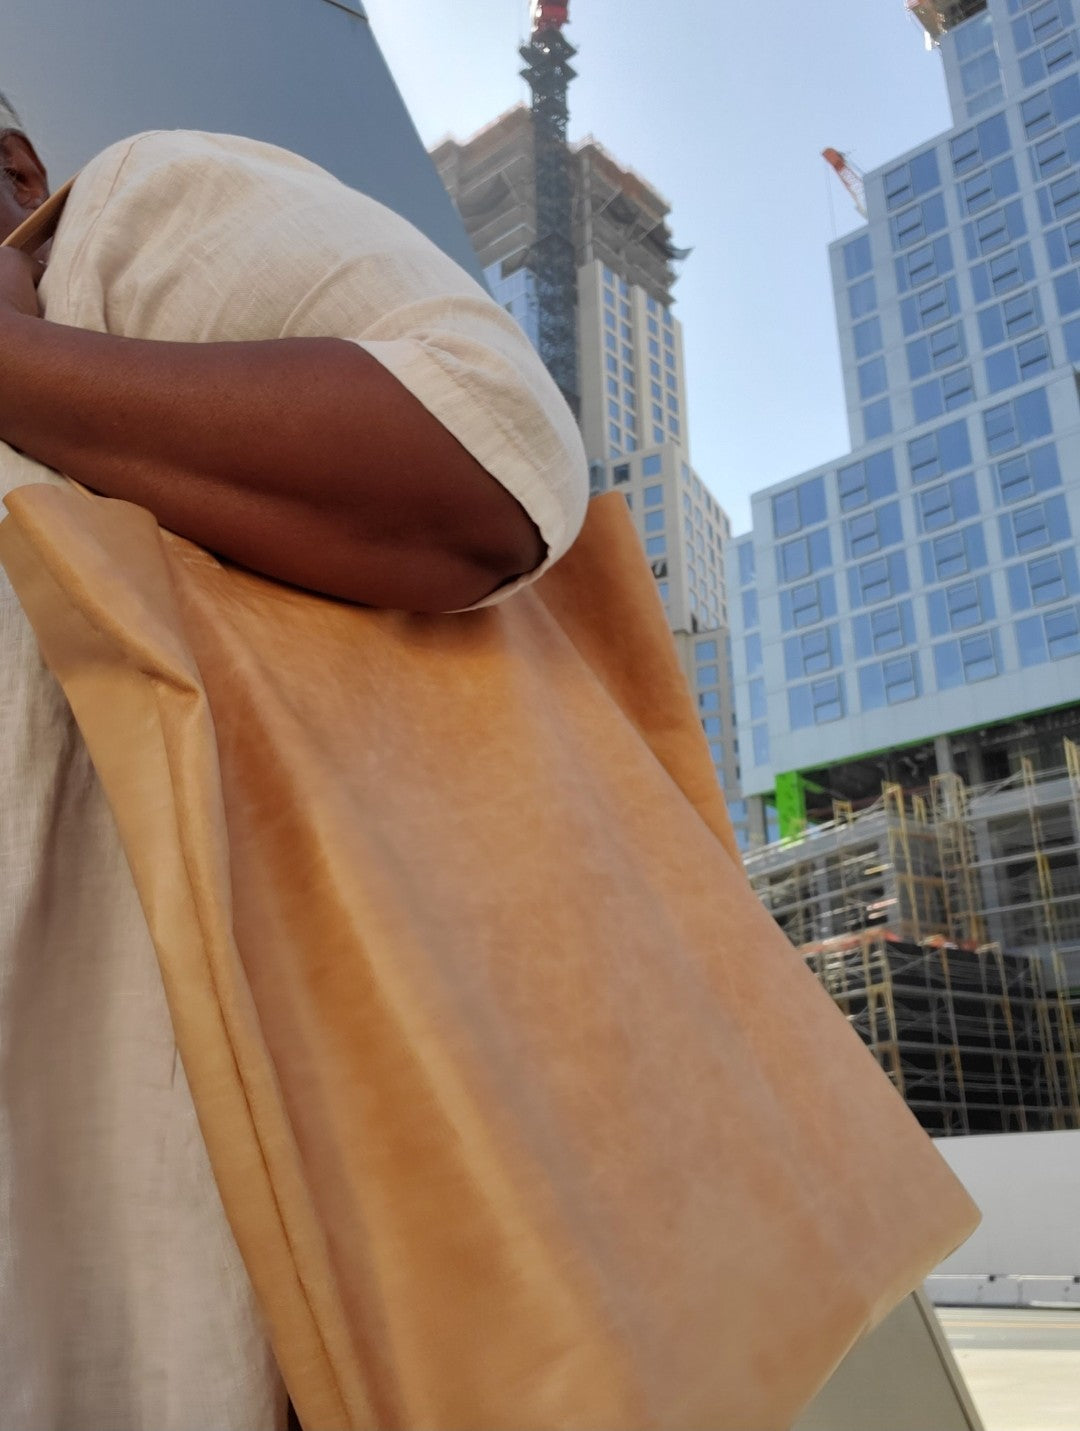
[746,740,1080,1135]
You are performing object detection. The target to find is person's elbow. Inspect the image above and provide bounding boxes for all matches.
[408,486,547,613]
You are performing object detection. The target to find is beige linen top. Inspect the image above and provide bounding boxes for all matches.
[0,130,587,1428]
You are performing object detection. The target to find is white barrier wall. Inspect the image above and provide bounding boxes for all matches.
[3,0,482,279]
[928,1128,1080,1306]
[934,1129,1080,1274]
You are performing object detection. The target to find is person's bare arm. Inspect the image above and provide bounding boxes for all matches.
[0,250,544,611]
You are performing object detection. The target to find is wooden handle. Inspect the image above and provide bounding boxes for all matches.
[1,177,75,253]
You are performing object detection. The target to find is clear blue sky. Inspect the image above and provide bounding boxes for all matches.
[364,1,955,534]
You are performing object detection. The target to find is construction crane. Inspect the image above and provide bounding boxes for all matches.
[530,1,570,31]
[520,1,579,415]
[822,147,867,219]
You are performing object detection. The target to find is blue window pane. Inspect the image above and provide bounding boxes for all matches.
[853,600,914,657]
[913,379,944,423]
[956,473,980,521]
[742,589,759,628]
[773,489,800,538]
[863,399,892,439]
[1046,606,1080,658]
[800,476,827,527]
[858,356,888,400]
[848,551,909,608]
[978,303,1004,349]
[843,233,872,280]
[644,509,665,532]
[1065,317,1080,360]
[642,454,662,476]
[907,336,932,381]
[895,236,954,293]
[943,366,974,410]
[979,112,1009,159]
[849,277,877,319]
[779,538,809,583]
[773,475,826,536]
[885,154,934,210]
[917,473,978,532]
[838,450,898,510]
[962,49,1001,98]
[928,589,949,636]
[737,541,755,586]
[961,631,999,681]
[949,577,988,628]
[986,347,1019,391]
[891,193,948,249]
[883,653,920,702]
[1021,50,1045,87]
[748,679,766,720]
[971,242,1035,303]
[934,640,964,689]
[746,632,763,673]
[1047,493,1072,541]
[1017,613,1049,666]
[810,676,845,723]
[844,501,903,558]
[788,687,813,731]
[780,576,837,631]
[911,148,941,193]
[858,663,886,710]
[1045,225,1069,269]
[643,483,663,506]
[940,420,972,473]
[783,626,839,680]
[752,725,770,766]
[853,316,883,358]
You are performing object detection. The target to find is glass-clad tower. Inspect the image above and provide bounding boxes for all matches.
[732,0,1080,845]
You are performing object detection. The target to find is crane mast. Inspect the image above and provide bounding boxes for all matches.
[520,1,579,414]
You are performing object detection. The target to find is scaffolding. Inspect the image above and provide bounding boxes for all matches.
[907,0,988,43]
[520,17,579,415]
[746,739,1080,1134]
[805,932,1067,1135]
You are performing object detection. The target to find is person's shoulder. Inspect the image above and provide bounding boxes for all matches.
[66,129,370,255]
[82,129,337,189]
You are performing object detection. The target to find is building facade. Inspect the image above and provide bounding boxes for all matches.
[433,112,745,819]
[6,0,482,283]
[732,0,1080,849]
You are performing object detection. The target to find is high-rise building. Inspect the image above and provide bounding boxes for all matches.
[433,108,743,816]
[731,0,1080,857]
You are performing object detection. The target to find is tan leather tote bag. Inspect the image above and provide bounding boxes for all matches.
[2,188,977,1431]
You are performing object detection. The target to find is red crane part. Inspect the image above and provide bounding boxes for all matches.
[822,147,868,218]
[531,1,569,35]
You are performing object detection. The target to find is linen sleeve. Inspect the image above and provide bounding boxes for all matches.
[348,294,589,607]
[41,130,590,605]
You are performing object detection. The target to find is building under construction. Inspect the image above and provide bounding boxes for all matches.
[747,740,1080,1135]
[432,108,683,311]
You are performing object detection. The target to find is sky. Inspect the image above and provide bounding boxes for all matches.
[362,1,956,534]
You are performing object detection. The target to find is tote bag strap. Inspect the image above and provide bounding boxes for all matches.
[2,176,75,253]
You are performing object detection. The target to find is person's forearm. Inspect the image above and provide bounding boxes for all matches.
[0,312,543,610]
